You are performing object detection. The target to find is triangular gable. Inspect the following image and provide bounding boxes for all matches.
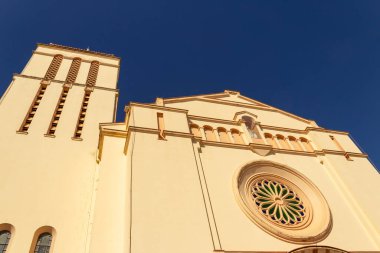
[200,90,270,108]
[161,90,313,124]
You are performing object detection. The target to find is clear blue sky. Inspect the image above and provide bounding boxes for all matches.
[0,0,379,168]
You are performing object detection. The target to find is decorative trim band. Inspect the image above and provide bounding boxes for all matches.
[13,74,119,92]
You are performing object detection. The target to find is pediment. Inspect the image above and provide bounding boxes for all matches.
[163,90,270,108]
[161,90,314,125]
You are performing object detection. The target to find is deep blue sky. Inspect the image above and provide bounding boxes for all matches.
[0,1,379,168]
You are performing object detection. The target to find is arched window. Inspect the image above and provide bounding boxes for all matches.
[34,233,52,253]
[231,129,244,144]
[288,136,302,151]
[86,61,100,87]
[190,124,201,138]
[242,116,261,140]
[276,134,290,149]
[0,230,11,253]
[217,127,230,143]
[300,137,314,152]
[65,57,82,84]
[44,54,63,81]
[264,133,278,148]
[203,126,215,141]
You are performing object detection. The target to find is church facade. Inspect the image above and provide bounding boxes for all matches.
[0,44,379,253]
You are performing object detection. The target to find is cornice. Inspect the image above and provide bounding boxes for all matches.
[33,51,120,68]
[188,115,240,126]
[125,102,189,113]
[261,125,349,136]
[37,43,120,60]
[97,124,366,163]
[305,127,349,135]
[13,74,119,93]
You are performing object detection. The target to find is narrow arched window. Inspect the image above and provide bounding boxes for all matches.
[203,126,215,141]
[300,137,314,152]
[231,129,244,144]
[44,54,63,81]
[86,61,100,87]
[34,233,52,253]
[190,124,201,138]
[276,135,290,149]
[65,57,82,84]
[288,136,302,151]
[0,230,11,253]
[242,116,261,140]
[217,127,230,143]
[264,133,278,148]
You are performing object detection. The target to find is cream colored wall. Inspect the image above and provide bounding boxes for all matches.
[89,135,128,253]
[325,155,380,237]
[21,53,53,78]
[195,145,378,251]
[131,106,189,133]
[96,65,119,89]
[123,132,213,253]
[308,131,361,153]
[0,46,119,253]
[75,61,91,85]
[55,58,72,81]
[116,101,380,252]
[166,100,312,129]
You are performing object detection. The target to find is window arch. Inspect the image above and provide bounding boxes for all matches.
[30,226,55,253]
[231,128,244,144]
[86,61,100,87]
[288,136,303,151]
[0,230,11,253]
[190,124,201,138]
[65,57,82,84]
[264,133,278,148]
[242,116,261,140]
[300,137,314,152]
[217,127,230,143]
[203,126,215,141]
[44,54,63,81]
[276,134,290,149]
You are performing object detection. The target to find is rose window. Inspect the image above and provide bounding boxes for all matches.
[251,179,306,225]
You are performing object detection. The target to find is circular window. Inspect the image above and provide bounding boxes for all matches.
[251,178,306,226]
[234,161,332,244]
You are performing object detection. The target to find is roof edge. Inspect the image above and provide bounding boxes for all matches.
[37,43,120,60]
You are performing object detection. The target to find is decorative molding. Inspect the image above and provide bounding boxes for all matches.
[96,124,368,162]
[13,74,119,92]
[126,102,189,113]
[189,115,240,125]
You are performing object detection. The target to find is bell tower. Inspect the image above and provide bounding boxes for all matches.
[0,43,120,253]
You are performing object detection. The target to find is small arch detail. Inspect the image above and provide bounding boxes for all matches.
[203,125,215,141]
[231,128,244,144]
[217,127,230,143]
